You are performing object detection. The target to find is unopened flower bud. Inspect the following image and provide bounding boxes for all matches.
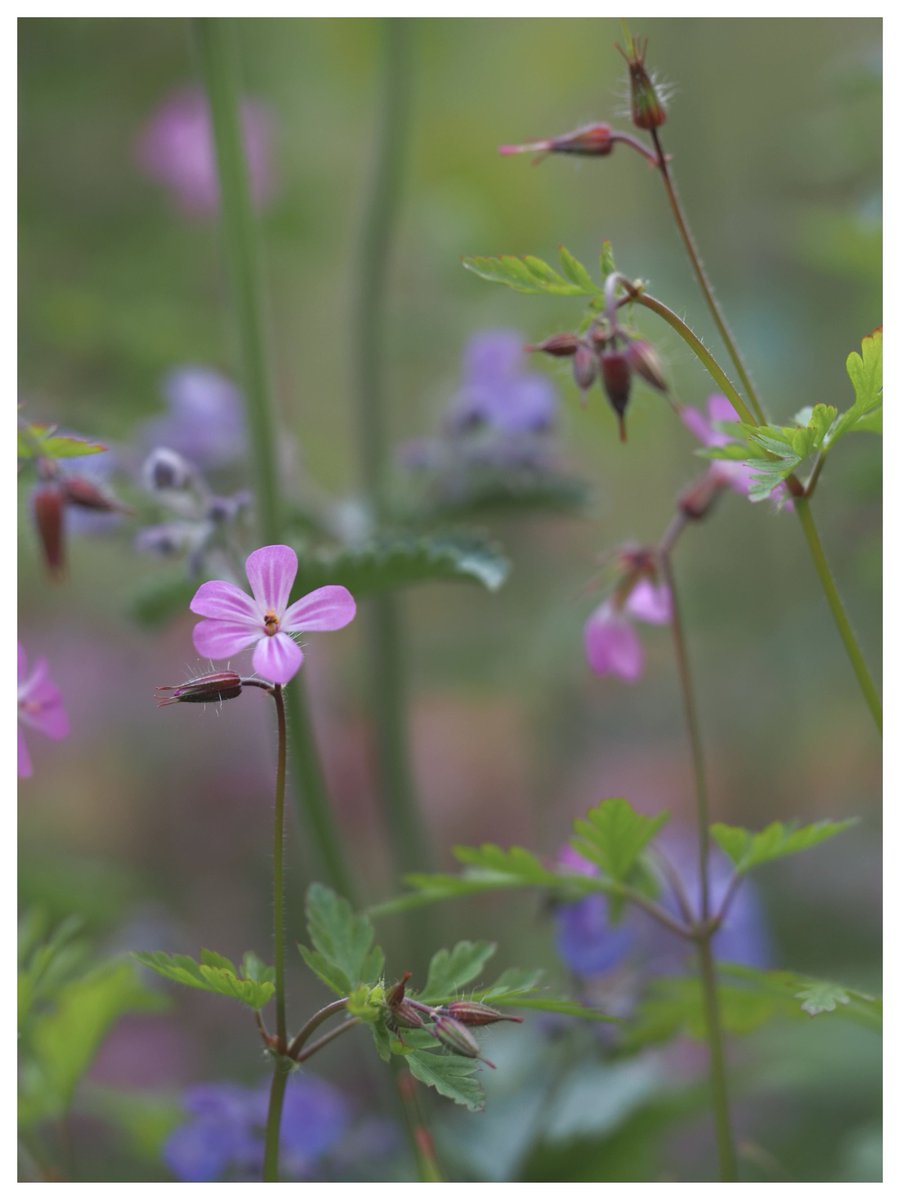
[439,1001,523,1027]
[32,482,65,579]
[572,343,597,393]
[385,970,412,1010]
[526,333,579,358]
[600,350,633,441]
[499,123,613,160]
[62,475,132,514]
[390,999,428,1030]
[625,339,667,393]
[156,670,243,707]
[618,37,667,131]
[432,1015,495,1068]
[678,471,725,521]
[143,446,194,492]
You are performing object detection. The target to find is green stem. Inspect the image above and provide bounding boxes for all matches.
[262,683,289,1183]
[630,290,756,427]
[352,20,429,877]
[650,128,766,426]
[794,497,882,734]
[697,938,739,1181]
[196,17,357,897]
[393,1063,444,1182]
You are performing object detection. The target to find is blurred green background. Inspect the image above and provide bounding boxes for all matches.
[19,17,881,1182]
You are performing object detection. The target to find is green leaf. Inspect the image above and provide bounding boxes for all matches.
[600,240,617,277]
[406,1049,485,1111]
[21,960,166,1126]
[240,951,275,987]
[826,329,883,447]
[300,884,384,997]
[18,422,108,460]
[18,914,87,1028]
[710,818,858,875]
[418,941,497,1003]
[132,950,275,1010]
[452,842,560,886]
[463,253,595,297]
[127,573,196,630]
[500,995,618,1021]
[722,963,881,1030]
[570,798,669,883]
[346,983,382,1023]
[557,245,599,293]
[476,966,544,1002]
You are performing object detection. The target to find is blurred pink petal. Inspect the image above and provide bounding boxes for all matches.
[18,642,69,777]
[584,604,644,682]
[626,579,672,625]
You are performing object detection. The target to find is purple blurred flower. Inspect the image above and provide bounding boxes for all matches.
[583,579,671,682]
[681,394,792,509]
[141,367,247,471]
[555,832,769,981]
[164,1076,351,1182]
[18,642,69,778]
[136,88,276,217]
[190,544,356,684]
[447,330,557,436]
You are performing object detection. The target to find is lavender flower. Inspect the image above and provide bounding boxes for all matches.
[583,579,672,682]
[136,88,276,217]
[141,367,248,471]
[190,544,356,684]
[18,642,69,778]
[163,1077,350,1182]
[681,394,793,509]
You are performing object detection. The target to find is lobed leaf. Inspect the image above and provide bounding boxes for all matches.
[418,941,497,1003]
[570,798,669,883]
[405,1048,485,1111]
[18,422,108,460]
[300,884,384,996]
[463,253,597,297]
[132,949,275,1010]
[710,818,858,875]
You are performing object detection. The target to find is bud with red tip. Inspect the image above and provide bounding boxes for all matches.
[599,350,633,441]
[526,332,579,358]
[499,123,613,160]
[62,475,133,514]
[617,37,667,131]
[432,1014,495,1068]
[32,482,66,578]
[156,671,243,706]
[625,339,667,393]
[439,1001,523,1027]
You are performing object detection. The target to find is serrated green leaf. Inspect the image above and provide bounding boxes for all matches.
[463,254,592,297]
[722,963,881,1030]
[829,329,883,446]
[302,884,384,996]
[476,966,544,1001]
[745,426,800,457]
[132,950,275,1010]
[418,941,497,1003]
[600,240,617,277]
[406,1049,485,1111]
[369,1020,393,1062]
[570,798,669,883]
[452,843,559,886]
[558,245,599,293]
[18,423,108,460]
[794,979,851,1016]
[501,995,618,1021]
[240,951,275,987]
[710,818,858,875]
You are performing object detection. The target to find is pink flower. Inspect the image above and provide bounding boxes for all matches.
[190,545,355,686]
[681,395,792,508]
[136,88,276,217]
[18,643,69,778]
[584,579,671,682]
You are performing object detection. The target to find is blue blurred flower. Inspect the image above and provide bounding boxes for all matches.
[554,832,769,982]
[163,1075,352,1182]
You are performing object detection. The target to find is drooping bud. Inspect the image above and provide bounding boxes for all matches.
[62,475,133,514]
[499,123,613,161]
[432,1014,495,1068]
[599,350,633,441]
[439,1001,523,1027]
[156,671,243,707]
[572,342,598,394]
[617,37,667,131]
[625,339,667,393]
[678,471,725,521]
[526,332,579,358]
[32,482,66,579]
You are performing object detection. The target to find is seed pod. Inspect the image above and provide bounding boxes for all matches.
[678,471,725,521]
[625,339,667,393]
[389,999,429,1031]
[440,1001,523,1027]
[526,333,579,358]
[32,482,65,579]
[499,123,613,159]
[156,671,244,706]
[618,37,667,131]
[572,343,597,393]
[63,475,132,513]
[599,350,633,442]
[432,1015,495,1067]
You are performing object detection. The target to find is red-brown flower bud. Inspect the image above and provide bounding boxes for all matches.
[618,37,667,131]
[526,333,579,358]
[439,1001,523,1027]
[600,350,632,442]
[678,471,725,521]
[32,482,65,579]
[572,343,597,393]
[62,475,133,514]
[499,123,613,160]
[432,1014,495,1067]
[156,671,243,707]
[625,339,667,393]
[390,999,428,1031]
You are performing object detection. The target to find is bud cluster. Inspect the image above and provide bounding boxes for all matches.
[528,324,667,442]
[384,971,522,1069]
[31,458,132,579]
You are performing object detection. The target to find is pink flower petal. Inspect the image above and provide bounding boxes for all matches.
[192,619,260,661]
[18,642,27,680]
[18,728,32,778]
[707,394,740,426]
[584,604,643,682]
[245,545,297,615]
[626,580,672,625]
[281,585,357,633]
[190,579,260,623]
[680,406,714,446]
[252,632,304,684]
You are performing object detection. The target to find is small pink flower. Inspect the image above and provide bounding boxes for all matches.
[190,545,356,686]
[681,395,792,508]
[584,579,671,683]
[18,643,69,778]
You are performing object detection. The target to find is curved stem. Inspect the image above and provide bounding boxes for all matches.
[650,128,766,425]
[195,17,358,898]
[793,497,882,734]
[296,1017,361,1062]
[628,289,755,426]
[262,683,288,1182]
[287,997,348,1059]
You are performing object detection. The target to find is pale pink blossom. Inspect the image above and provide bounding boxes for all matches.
[681,394,792,508]
[18,643,69,777]
[584,579,671,682]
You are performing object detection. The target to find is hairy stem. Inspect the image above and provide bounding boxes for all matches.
[262,683,288,1182]
[650,128,766,426]
[794,497,882,734]
[352,19,430,877]
[697,937,739,1181]
[288,997,348,1059]
[196,17,357,898]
